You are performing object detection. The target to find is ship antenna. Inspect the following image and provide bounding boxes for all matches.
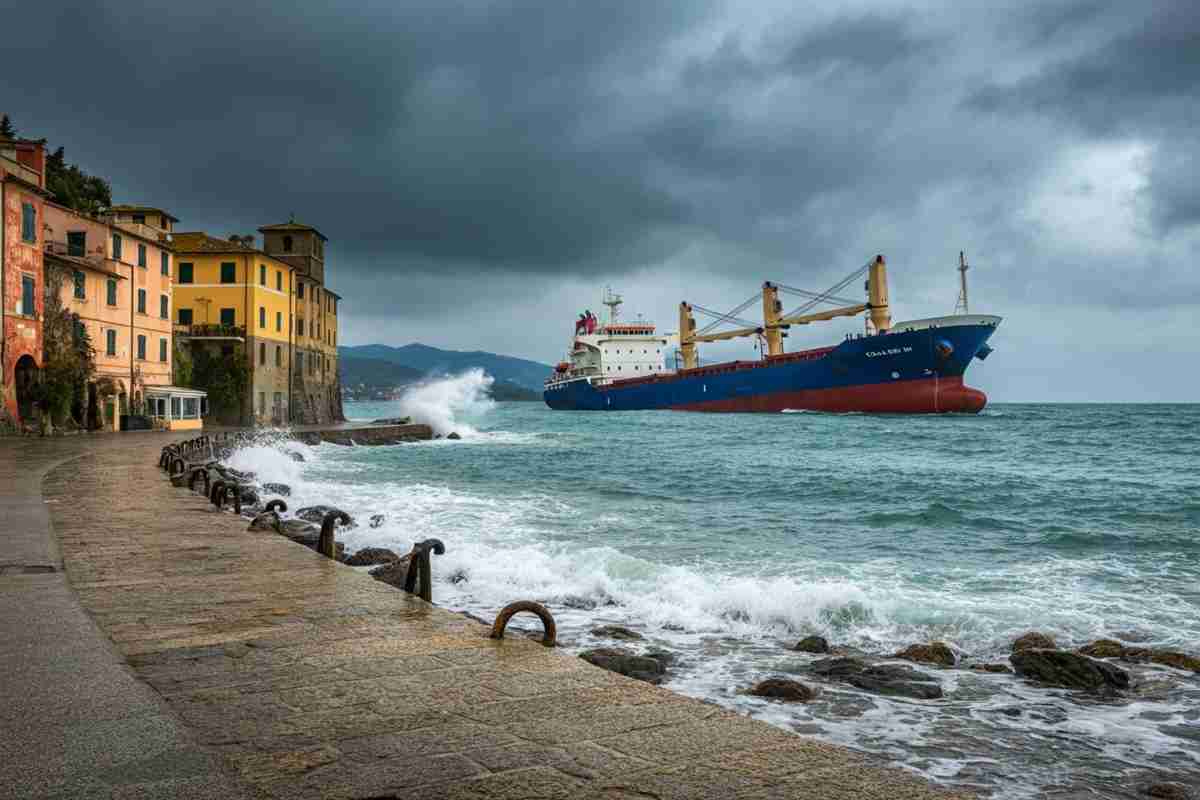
[955,251,970,315]
[603,286,623,325]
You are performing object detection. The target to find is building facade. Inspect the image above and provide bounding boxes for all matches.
[258,222,341,424]
[1,136,47,428]
[171,232,296,425]
[42,203,176,429]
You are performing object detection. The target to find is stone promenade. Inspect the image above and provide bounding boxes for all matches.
[3,434,970,799]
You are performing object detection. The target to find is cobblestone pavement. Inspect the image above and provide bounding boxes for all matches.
[19,434,971,799]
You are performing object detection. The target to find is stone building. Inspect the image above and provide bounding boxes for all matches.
[0,136,47,428]
[257,221,342,425]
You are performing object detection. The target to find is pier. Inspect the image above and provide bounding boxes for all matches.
[0,433,968,799]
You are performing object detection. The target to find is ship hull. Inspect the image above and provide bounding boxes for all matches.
[544,318,998,414]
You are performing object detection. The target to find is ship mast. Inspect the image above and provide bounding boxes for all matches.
[955,251,969,315]
[602,286,623,325]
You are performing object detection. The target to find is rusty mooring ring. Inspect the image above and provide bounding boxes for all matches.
[491,601,557,647]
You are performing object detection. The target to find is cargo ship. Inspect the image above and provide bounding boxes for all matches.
[544,254,1000,413]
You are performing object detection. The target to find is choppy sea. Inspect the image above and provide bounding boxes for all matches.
[226,372,1200,798]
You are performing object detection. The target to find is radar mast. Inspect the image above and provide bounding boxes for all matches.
[602,286,623,324]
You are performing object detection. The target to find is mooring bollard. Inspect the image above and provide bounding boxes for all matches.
[188,467,210,495]
[318,510,351,559]
[265,499,287,513]
[169,457,186,480]
[490,601,557,647]
[209,480,227,510]
[403,539,446,602]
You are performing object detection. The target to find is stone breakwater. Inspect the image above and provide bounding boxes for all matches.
[37,433,973,800]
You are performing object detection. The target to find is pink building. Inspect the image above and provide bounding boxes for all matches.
[0,136,47,428]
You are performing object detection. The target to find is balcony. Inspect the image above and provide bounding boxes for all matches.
[174,323,245,341]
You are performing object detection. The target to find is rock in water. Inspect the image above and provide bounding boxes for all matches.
[369,513,386,529]
[1079,639,1128,658]
[969,663,1013,674]
[591,625,643,641]
[1143,782,1193,799]
[446,432,462,440]
[807,657,943,700]
[792,635,830,654]
[1010,649,1130,693]
[344,547,400,567]
[747,678,815,702]
[296,505,356,527]
[287,451,305,463]
[369,557,413,589]
[895,642,957,667]
[261,482,291,497]
[1012,631,1057,653]
[579,648,668,684]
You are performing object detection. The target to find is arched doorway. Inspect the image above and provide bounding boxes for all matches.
[14,355,39,422]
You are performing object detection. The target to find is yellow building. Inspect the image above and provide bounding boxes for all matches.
[171,232,296,425]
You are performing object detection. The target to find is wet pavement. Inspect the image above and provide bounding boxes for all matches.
[1,432,971,799]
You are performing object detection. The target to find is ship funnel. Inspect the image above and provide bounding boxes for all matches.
[867,255,891,333]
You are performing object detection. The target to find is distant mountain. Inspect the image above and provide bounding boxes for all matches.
[338,356,426,390]
[339,343,553,392]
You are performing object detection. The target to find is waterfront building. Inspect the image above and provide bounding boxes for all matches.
[0,136,47,428]
[171,232,297,425]
[42,202,178,429]
[258,221,342,425]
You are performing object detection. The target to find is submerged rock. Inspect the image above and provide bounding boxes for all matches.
[969,663,1014,674]
[579,647,667,684]
[791,635,830,654]
[746,677,816,702]
[369,513,386,529]
[895,642,957,667]
[1078,640,1200,673]
[1010,649,1129,693]
[344,547,401,567]
[807,657,943,700]
[1079,639,1128,659]
[261,482,291,497]
[369,557,413,589]
[1012,631,1057,653]
[296,506,356,528]
[591,625,644,641]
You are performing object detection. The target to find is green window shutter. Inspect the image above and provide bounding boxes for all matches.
[138,243,146,267]
[21,203,36,243]
[276,311,282,331]
[106,330,116,356]
[107,279,118,306]
[137,335,146,360]
[220,262,236,283]
[112,233,122,260]
[161,252,169,275]
[220,308,236,327]
[137,289,146,314]
[179,262,194,283]
[159,338,168,362]
[259,264,266,285]
[178,308,193,325]
[73,271,86,299]
[259,306,266,328]
[160,295,168,318]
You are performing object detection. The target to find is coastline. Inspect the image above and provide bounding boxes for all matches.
[2,432,970,799]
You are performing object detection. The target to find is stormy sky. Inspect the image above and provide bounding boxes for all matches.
[4,0,1197,401]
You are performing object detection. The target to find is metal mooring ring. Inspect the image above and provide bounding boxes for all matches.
[491,601,557,647]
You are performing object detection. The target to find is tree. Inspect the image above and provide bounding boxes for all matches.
[0,114,16,138]
[45,145,112,214]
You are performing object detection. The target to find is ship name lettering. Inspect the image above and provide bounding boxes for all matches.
[865,346,913,358]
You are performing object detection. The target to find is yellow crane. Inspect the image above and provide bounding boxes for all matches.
[678,255,892,368]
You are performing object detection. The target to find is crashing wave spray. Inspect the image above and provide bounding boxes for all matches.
[396,369,496,436]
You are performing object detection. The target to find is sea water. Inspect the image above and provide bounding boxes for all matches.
[228,372,1200,798]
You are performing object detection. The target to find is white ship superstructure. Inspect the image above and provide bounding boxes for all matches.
[545,288,676,391]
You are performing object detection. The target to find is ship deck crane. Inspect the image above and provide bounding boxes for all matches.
[678,255,893,367]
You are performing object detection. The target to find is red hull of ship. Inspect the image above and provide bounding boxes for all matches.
[669,376,987,414]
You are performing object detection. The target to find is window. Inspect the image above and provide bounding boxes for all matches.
[161,215,171,230]
[159,338,168,362]
[178,262,193,283]
[259,306,266,328]
[259,342,266,364]
[161,251,169,276]
[178,308,193,325]
[107,279,118,306]
[276,311,282,332]
[73,270,86,299]
[21,274,35,315]
[258,392,266,415]
[21,203,36,243]
[259,264,266,285]
[220,262,236,283]
[112,233,122,260]
[273,392,282,413]
[136,335,146,360]
[106,329,117,356]
[276,271,282,291]
[275,345,282,367]
[160,295,168,319]
[297,281,304,299]
[137,289,146,314]
[137,243,146,267]
[296,352,304,371]
[183,397,198,418]
[297,318,305,336]
[68,231,86,257]
[219,308,236,327]
[282,235,293,252]
[171,396,181,418]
